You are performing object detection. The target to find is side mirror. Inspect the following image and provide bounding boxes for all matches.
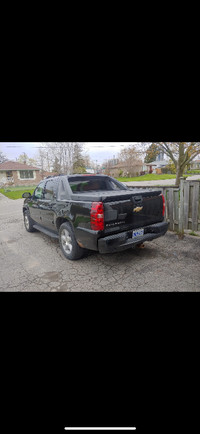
[22,192,31,198]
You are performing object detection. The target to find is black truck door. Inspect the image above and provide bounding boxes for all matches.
[29,181,46,224]
[39,179,57,232]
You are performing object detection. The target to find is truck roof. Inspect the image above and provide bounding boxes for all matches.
[45,173,108,179]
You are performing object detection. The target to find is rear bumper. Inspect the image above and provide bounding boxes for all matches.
[98,221,169,254]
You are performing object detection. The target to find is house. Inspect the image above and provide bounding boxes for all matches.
[40,170,59,179]
[188,159,200,170]
[109,161,143,178]
[145,159,169,174]
[86,167,95,174]
[0,161,41,186]
[143,151,169,174]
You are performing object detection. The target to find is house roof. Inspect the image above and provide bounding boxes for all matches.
[42,171,59,177]
[145,162,157,166]
[146,160,167,167]
[0,161,40,171]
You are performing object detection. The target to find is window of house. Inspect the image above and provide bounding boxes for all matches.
[6,171,13,179]
[19,170,34,179]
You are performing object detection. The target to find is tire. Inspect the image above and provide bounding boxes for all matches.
[24,210,36,233]
[59,222,85,260]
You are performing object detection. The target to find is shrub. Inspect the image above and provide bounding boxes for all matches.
[162,161,176,174]
[189,231,199,236]
[161,167,169,174]
[187,170,200,174]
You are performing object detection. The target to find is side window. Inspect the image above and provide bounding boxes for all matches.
[58,179,68,200]
[44,180,55,200]
[34,181,46,199]
[107,179,125,191]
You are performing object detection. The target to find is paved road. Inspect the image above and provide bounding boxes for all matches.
[124,179,177,187]
[124,175,200,187]
[0,193,200,291]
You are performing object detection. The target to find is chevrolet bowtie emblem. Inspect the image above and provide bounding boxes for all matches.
[133,206,143,212]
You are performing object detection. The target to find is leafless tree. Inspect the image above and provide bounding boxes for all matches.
[155,142,200,185]
[102,159,115,176]
[118,144,143,177]
[35,143,86,174]
[17,152,37,166]
[0,151,8,164]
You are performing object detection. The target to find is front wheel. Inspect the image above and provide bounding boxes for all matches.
[24,210,36,233]
[59,222,85,260]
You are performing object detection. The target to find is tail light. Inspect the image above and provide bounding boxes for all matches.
[90,202,104,231]
[161,194,165,216]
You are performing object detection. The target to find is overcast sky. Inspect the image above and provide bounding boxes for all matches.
[0,142,143,164]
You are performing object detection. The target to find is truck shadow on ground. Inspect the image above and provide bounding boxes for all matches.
[38,230,160,264]
[37,227,200,268]
[87,243,159,264]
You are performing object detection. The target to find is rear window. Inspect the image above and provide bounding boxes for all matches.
[68,177,126,193]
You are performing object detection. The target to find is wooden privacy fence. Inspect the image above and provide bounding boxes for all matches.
[127,179,200,232]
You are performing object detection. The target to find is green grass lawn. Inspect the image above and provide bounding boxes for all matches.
[115,174,191,182]
[0,185,36,200]
[116,174,176,182]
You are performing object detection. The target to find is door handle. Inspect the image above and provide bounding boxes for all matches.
[132,195,143,205]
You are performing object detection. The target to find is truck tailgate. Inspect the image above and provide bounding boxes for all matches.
[102,190,164,233]
[70,188,164,234]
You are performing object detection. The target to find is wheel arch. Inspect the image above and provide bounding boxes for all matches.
[23,206,29,214]
[56,217,73,231]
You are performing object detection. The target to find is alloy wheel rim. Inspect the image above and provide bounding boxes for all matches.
[24,214,29,229]
[61,229,73,254]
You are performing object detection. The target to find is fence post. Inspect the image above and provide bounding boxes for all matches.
[191,181,200,231]
[168,189,174,231]
[179,177,184,234]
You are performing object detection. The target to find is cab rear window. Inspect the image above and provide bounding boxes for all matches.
[68,177,125,193]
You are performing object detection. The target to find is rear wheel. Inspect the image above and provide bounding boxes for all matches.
[59,222,85,260]
[24,210,36,233]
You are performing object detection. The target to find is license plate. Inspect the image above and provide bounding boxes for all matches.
[132,228,144,238]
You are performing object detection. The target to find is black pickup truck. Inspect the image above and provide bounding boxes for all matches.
[22,174,168,260]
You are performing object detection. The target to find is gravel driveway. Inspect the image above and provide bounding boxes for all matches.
[0,193,200,291]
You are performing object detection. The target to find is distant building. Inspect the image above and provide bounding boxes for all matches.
[145,159,168,174]
[0,161,60,186]
[40,171,59,179]
[0,161,41,186]
[108,161,143,178]
[108,158,119,166]
[188,159,200,170]
[156,151,165,161]
[85,167,95,174]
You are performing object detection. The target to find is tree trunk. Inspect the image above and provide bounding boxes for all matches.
[175,164,185,185]
[175,143,185,186]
